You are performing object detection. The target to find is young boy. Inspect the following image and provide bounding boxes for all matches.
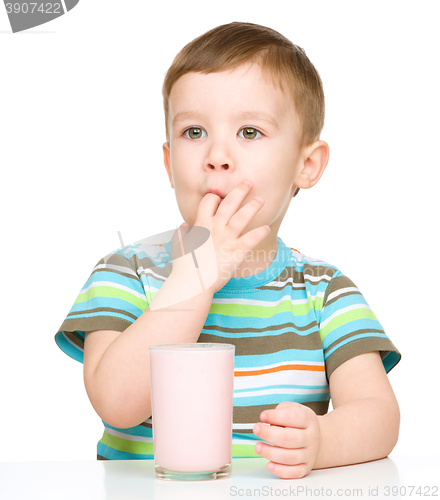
[55,22,401,479]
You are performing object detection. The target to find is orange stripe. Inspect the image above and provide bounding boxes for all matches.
[64,331,84,349]
[235,364,325,377]
[290,247,300,253]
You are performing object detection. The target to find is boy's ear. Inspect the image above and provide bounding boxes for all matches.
[162,142,174,188]
[294,140,329,190]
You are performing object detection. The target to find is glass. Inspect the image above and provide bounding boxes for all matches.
[149,343,235,481]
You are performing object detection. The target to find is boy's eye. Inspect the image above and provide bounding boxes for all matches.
[239,127,261,140]
[183,127,261,140]
[184,127,206,140]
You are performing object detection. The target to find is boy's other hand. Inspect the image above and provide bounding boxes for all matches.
[253,401,321,479]
[175,180,271,294]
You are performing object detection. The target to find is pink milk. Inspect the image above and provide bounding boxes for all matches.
[149,343,234,477]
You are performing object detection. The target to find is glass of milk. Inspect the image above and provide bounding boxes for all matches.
[149,343,235,481]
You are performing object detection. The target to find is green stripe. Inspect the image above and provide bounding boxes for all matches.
[320,308,378,341]
[100,431,259,458]
[100,431,154,455]
[75,286,147,312]
[232,444,260,457]
[210,299,312,318]
[314,296,324,311]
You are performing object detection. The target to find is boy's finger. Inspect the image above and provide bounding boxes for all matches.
[199,191,226,218]
[255,441,305,466]
[214,180,253,220]
[266,460,310,480]
[253,422,305,449]
[275,401,297,410]
[228,196,265,236]
[260,406,309,429]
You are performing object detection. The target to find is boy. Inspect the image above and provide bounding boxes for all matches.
[55,22,401,479]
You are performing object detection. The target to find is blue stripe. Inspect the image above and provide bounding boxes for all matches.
[69,295,145,314]
[83,270,142,289]
[139,274,166,289]
[234,392,330,406]
[234,348,324,367]
[205,309,318,327]
[323,318,385,347]
[202,322,319,339]
[120,244,171,265]
[232,432,260,442]
[72,295,147,311]
[322,298,371,320]
[67,310,137,323]
[97,441,153,460]
[55,331,83,363]
[234,384,329,393]
[325,331,389,358]
[215,287,311,301]
[103,422,153,438]
[381,351,401,373]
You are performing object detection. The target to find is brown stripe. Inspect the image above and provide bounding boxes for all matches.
[133,254,173,280]
[198,328,322,356]
[233,400,330,425]
[97,454,109,460]
[257,264,337,290]
[259,281,306,292]
[303,264,337,282]
[324,290,362,308]
[260,266,304,287]
[322,275,356,306]
[92,266,139,282]
[96,252,137,273]
[326,337,401,382]
[67,307,138,322]
[63,331,84,349]
[140,421,152,429]
[57,316,133,335]
[324,329,386,355]
[203,319,317,335]
[97,250,173,281]
[137,264,173,281]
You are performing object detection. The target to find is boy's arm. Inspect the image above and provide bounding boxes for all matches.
[253,351,400,478]
[314,351,400,468]
[83,270,215,429]
[84,181,270,430]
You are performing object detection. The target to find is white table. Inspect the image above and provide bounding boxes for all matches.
[0,456,438,499]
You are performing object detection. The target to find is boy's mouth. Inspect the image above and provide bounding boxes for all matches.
[206,188,227,200]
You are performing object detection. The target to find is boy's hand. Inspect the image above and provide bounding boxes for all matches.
[253,401,321,479]
[174,180,270,294]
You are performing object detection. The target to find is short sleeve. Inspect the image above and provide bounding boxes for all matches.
[55,250,149,364]
[319,271,401,381]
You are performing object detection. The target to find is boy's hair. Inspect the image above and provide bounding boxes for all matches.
[162,22,325,197]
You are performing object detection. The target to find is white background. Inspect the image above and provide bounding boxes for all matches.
[1,1,439,462]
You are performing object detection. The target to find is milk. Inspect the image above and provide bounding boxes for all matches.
[149,343,234,479]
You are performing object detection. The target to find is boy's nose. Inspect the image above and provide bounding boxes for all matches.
[208,162,229,170]
[205,139,234,171]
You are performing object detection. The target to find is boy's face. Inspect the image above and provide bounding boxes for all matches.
[163,62,307,234]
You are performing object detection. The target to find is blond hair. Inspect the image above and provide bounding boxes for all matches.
[162,22,325,196]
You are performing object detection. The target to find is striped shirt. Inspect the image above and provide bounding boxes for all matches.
[55,236,401,460]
